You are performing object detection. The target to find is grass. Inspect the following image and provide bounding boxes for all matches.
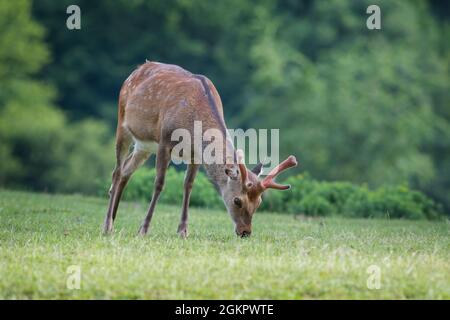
[0,190,449,299]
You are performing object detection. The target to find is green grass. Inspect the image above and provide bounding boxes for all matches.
[0,190,449,299]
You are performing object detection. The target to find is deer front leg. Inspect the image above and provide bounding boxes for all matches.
[177,164,200,238]
[138,145,171,236]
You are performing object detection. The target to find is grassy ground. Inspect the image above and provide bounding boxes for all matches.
[0,190,449,299]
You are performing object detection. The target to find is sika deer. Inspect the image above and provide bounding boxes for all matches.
[103,61,297,237]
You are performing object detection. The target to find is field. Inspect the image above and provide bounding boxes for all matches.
[0,190,449,299]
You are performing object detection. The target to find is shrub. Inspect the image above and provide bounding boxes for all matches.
[0,103,115,194]
[189,172,223,209]
[292,193,334,216]
[279,174,442,219]
[342,185,443,220]
[121,166,155,201]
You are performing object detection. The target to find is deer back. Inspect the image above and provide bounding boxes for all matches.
[119,61,226,145]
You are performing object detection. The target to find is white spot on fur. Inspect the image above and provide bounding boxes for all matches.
[134,138,158,153]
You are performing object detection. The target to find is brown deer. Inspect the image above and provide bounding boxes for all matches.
[103,61,297,238]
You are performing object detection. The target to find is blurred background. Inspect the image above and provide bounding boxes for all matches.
[0,0,448,217]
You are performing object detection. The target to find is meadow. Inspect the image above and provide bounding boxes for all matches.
[0,190,448,299]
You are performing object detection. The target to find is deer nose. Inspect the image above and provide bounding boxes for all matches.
[240,230,251,238]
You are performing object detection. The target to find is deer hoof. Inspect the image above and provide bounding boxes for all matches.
[103,223,113,235]
[137,226,148,237]
[177,225,188,239]
[178,229,188,239]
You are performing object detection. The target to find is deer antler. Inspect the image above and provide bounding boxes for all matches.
[260,156,298,190]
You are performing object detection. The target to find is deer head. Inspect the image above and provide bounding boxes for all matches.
[221,150,298,237]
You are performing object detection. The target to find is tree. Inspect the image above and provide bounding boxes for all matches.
[245,1,450,208]
[32,0,260,122]
[0,0,114,194]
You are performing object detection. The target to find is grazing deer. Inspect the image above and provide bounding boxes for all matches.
[103,61,297,237]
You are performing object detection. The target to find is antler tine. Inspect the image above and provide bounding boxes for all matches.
[260,156,298,190]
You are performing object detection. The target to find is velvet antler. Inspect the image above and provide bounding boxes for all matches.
[260,156,298,190]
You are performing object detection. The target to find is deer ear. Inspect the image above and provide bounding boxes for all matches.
[251,162,263,176]
[236,149,244,163]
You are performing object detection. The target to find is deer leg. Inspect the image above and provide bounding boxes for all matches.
[138,145,171,236]
[108,130,133,194]
[103,139,150,234]
[177,164,199,238]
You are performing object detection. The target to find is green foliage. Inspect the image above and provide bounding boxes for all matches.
[0,102,115,193]
[51,120,115,194]
[32,0,260,121]
[293,194,334,217]
[246,1,448,195]
[0,0,50,107]
[345,186,443,220]
[0,0,115,194]
[0,103,65,188]
[281,174,443,219]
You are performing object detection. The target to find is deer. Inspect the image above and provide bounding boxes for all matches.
[103,61,298,238]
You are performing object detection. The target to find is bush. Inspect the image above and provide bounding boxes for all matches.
[292,193,334,216]
[283,175,443,220]
[342,185,443,220]
[0,103,115,194]
[106,168,444,220]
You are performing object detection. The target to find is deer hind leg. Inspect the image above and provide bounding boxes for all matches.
[177,164,200,238]
[108,130,132,197]
[138,144,171,236]
[103,132,152,234]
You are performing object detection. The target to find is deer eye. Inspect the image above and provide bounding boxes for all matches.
[233,197,242,208]
[225,168,238,180]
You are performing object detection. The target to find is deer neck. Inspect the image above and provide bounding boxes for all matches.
[203,163,229,194]
[192,74,237,195]
[202,137,235,195]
